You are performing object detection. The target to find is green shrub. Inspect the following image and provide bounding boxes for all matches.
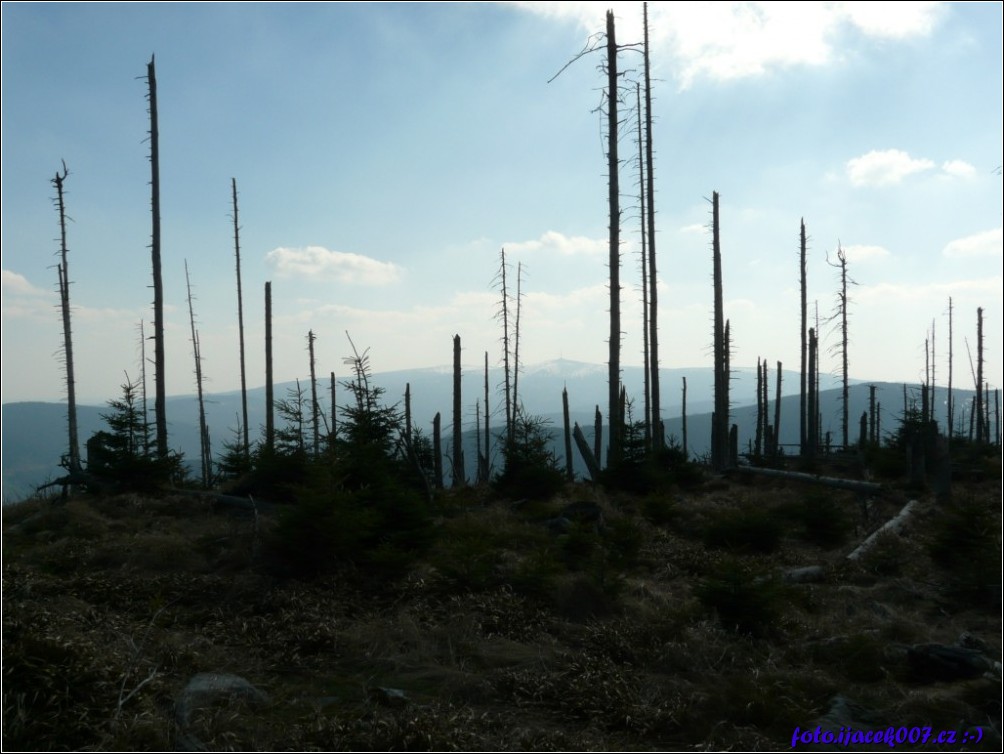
[927,496,1001,609]
[697,560,784,637]
[493,412,564,500]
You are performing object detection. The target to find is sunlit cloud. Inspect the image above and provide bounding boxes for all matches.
[942,228,1003,259]
[846,149,935,186]
[2,269,50,296]
[265,246,403,285]
[505,230,606,256]
[941,159,977,178]
[513,2,943,87]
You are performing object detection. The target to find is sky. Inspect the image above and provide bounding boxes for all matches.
[2,1,1001,408]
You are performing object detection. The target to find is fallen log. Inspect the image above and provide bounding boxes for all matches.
[846,499,919,561]
[732,465,882,494]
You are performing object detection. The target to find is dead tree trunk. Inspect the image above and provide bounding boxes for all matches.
[308,330,319,456]
[755,357,764,456]
[947,297,954,440]
[711,191,728,471]
[606,9,622,467]
[636,82,650,450]
[594,405,603,469]
[433,412,443,489]
[807,327,818,459]
[52,163,80,474]
[563,387,573,482]
[682,376,688,459]
[231,178,250,458]
[573,423,601,481]
[185,260,211,487]
[483,351,490,479]
[773,361,782,457]
[499,249,513,447]
[644,1,661,452]
[264,281,274,451]
[975,307,984,444]
[147,55,168,460]
[330,371,336,445]
[452,334,465,487]
[799,218,808,456]
[513,262,523,421]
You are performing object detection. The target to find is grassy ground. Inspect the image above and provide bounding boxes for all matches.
[3,471,1001,751]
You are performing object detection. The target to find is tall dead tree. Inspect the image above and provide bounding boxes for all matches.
[185,261,211,487]
[773,361,782,457]
[605,9,623,467]
[497,249,513,447]
[681,376,688,458]
[799,219,808,455]
[711,191,729,471]
[513,261,523,419]
[636,82,651,449]
[264,281,274,451]
[231,178,250,457]
[52,163,80,473]
[563,387,574,482]
[755,357,764,456]
[975,307,985,444]
[827,244,853,449]
[307,330,319,456]
[807,327,818,458]
[483,351,490,479]
[947,297,954,439]
[452,334,465,486]
[146,55,168,460]
[643,1,661,451]
[930,319,936,428]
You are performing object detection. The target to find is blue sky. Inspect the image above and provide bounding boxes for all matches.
[2,1,1001,406]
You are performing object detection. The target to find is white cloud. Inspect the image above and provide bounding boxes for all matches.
[2,269,50,297]
[265,246,403,285]
[505,230,606,256]
[841,244,891,263]
[942,228,1003,259]
[514,2,943,87]
[941,159,976,178]
[846,149,935,186]
[679,223,706,234]
[841,2,943,39]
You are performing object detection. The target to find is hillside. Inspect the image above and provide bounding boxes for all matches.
[2,360,976,500]
[3,467,1000,751]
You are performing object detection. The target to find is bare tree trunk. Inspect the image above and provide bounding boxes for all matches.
[513,261,523,420]
[231,178,250,458]
[499,249,513,447]
[594,405,603,469]
[484,351,490,479]
[147,55,168,460]
[405,382,412,448]
[606,9,622,467]
[755,357,763,456]
[265,281,274,451]
[829,245,850,449]
[452,334,465,487]
[682,376,688,459]
[140,320,150,456]
[636,82,650,450]
[308,330,319,456]
[947,297,954,441]
[563,387,573,482]
[52,164,80,474]
[930,318,936,430]
[185,261,210,487]
[799,218,807,456]
[807,327,817,459]
[644,1,661,452]
[773,361,782,457]
[433,412,443,490]
[712,191,728,471]
[330,371,336,445]
[975,307,984,444]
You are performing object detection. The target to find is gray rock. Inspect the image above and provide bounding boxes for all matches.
[174,672,268,751]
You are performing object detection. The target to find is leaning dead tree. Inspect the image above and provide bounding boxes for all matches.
[146,55,168,460]
[52,162,80,474]
[184,260,211,488]
[231,178,250,458]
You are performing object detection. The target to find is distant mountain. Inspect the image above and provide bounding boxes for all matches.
[1,360,971,500]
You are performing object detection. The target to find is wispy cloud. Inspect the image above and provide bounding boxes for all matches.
[942,228,1003,259]
[846,149,935,186]
[504,230,606,256]
[2,269,50,297]
[265,246,403,285]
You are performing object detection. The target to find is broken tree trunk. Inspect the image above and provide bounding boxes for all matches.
[573,422,601,482]
[847,499,919,561]
[732,466,883,494]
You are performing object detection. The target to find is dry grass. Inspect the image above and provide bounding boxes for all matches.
[3,473,1001,751]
